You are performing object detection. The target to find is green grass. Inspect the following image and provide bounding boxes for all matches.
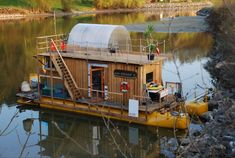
[0,0,30,7]
[0,0,94,11]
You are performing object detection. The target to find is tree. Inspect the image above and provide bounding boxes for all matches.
[61,0,73,12]
[94,0,145,9]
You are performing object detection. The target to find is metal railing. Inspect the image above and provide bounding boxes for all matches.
[36,34,167,64]
[40,82,152,121]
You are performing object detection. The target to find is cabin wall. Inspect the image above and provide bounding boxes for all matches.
[107,62,141,105]
[142,61,162,85]
[64,58,88,97]
[63,58,162,105]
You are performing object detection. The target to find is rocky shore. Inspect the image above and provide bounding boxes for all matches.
[177,6,235,158]
[178,93,235,157]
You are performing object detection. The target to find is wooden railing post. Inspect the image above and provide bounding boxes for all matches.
[121,94,123,115]
[95,90,98,111]
[145,102,148,121]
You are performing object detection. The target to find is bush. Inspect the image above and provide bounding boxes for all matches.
[25,0,51,12]
[61,0,73,12]
[94,0,145,9]
[37,0,50,12]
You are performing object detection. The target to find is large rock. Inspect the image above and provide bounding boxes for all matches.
[230,105,235,112]
[201,111,214,122]
[208,100,218,111]
[229,112,235,119]
[181,138,190,146]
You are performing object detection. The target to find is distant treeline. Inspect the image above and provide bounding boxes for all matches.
[0,0,210,12]
[94,0,145,9]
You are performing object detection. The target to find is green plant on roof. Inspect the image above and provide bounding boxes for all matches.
[144,24,156,54]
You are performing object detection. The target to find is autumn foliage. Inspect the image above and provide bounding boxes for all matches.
[94,0,145,9]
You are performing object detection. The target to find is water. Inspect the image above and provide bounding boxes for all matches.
[0,11,213,157]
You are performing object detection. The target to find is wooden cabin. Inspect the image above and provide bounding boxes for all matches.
[37,24,165,105]
[18,24,189,129]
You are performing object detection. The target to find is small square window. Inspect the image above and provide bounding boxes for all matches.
[146,72,153,83]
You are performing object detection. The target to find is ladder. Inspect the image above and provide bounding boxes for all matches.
[50,39,80,100]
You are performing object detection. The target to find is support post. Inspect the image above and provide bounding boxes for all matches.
[164,40,166,54]
[145,101,148,121]
[62,72,65,105]
[49,49,54,104]
[37,38,41,102]
[140,38,142,64]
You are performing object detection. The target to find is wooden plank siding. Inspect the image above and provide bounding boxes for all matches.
[62,57,162,106]
[142,61,163,85]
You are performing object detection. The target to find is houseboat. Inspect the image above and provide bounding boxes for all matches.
[17,24,189,129]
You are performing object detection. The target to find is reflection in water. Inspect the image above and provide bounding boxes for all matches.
[0,105,184,158]
[37,109,181,158]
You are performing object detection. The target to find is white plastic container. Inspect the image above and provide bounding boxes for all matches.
[21,81,31,92]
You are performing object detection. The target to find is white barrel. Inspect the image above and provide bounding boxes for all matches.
[21,81,31,92]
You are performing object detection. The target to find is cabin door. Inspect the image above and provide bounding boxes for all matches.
[90,67,104,98]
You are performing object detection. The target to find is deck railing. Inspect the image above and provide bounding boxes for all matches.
[36,34,167,64]
[41,85,152,121]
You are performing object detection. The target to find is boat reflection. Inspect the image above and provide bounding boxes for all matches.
[34,109,183,158]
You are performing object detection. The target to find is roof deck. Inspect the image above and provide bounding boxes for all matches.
[39,50,167,65]
[36,34,169,65]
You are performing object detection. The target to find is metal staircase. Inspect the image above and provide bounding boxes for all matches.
[50,39,80,100]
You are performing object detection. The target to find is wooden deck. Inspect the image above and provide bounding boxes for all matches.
[38,50,168,65]
[41,94,177,114]
[17,90,178,114]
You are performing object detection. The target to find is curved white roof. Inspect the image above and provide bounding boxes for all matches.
[67,23,131,50]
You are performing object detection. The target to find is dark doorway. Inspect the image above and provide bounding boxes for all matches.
[91,67,104,98]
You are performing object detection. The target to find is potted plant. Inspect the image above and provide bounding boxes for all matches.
[144,24,156,60]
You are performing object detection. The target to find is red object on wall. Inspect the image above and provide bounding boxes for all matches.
[120,82,129,93]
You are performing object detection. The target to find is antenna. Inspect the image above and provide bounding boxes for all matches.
[54,10,57,35]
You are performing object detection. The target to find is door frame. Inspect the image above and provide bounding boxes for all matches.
[88,63,108,97]
[90,67,104,97]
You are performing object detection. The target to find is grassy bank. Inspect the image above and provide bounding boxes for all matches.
[0,0,94,12]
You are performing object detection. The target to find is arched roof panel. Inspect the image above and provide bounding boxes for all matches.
[67,23,130,49]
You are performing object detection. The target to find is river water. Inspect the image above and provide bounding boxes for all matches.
[0,11,213,158]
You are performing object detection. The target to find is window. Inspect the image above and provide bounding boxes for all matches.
[146,72,153,83]
[44,57,55,69]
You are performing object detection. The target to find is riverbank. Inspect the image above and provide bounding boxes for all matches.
[0,2,212,20]
[178,5,235,158]
[126,16,208,33]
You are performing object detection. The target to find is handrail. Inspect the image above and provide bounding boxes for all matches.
[37,34,65,39]
[36,34,167,54]
[50,39,78,89]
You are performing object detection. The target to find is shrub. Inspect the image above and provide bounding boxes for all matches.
[61,0,73,12]
[94,0,145,9]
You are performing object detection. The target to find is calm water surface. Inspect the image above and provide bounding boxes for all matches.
[0,11,212,157]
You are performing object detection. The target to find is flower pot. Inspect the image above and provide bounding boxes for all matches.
[147,54,155,60]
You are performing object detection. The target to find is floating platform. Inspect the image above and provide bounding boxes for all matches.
[17,95,189,129]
